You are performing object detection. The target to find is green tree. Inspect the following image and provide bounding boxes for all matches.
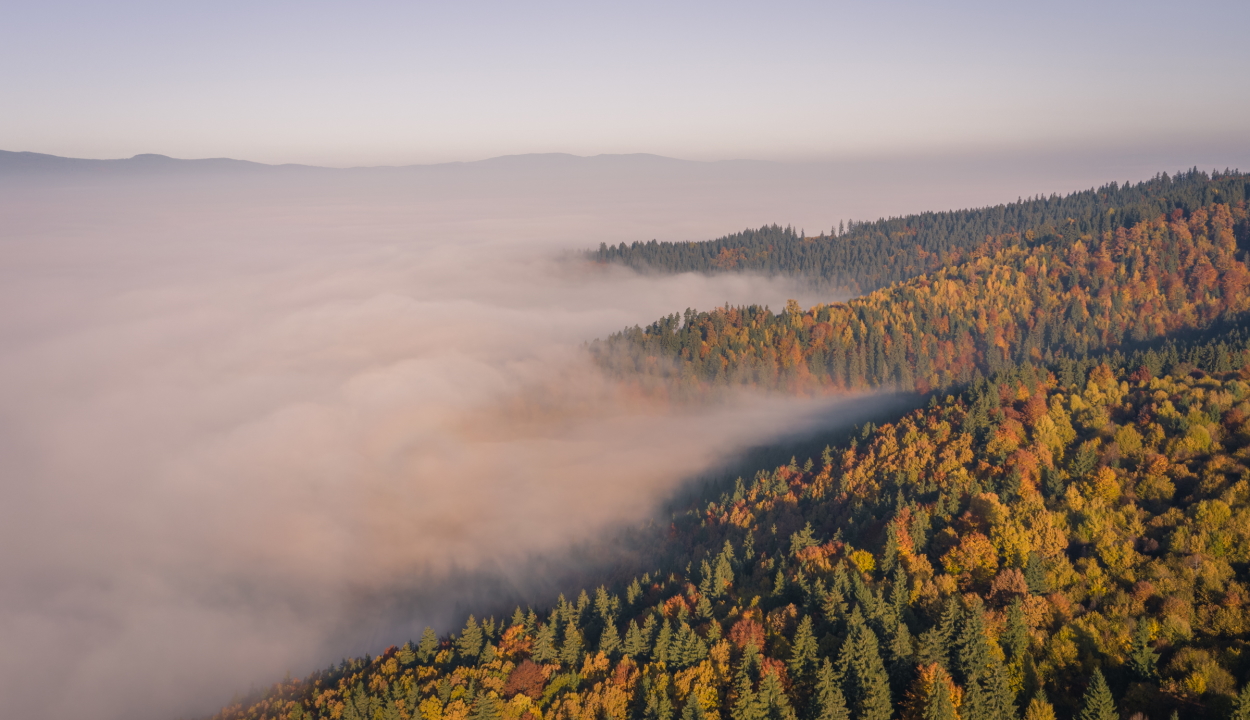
[624,620,649,658]
[758,669,798,720]
[1127,622,1158,681]
[560,620,584,667]
[789,615,818,679]
[533,622,558,663]
[600,620,622,657]
[1077,669,1116,720]
[922,665,959,720]
[472,692,503,720]
[456,616,483,659]
[957,599,1015,720]
[1232,681,1250,720]
[813,658,850,720]
[837,610,891,720]
[417,627,439,663]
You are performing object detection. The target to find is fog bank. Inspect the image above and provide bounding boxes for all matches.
[1,151,1233,720]
[0,169,868,720]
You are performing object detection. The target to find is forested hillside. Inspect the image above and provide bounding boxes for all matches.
[592,200,1250,396]
[213,325,1250,720]
[590,171,1249,294]
[209,179,1250,720]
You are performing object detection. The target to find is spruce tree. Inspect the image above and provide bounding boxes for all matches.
[1127,622,1158,681]
[956,598,1016,720]
[600,620,622,657]
[732,652,761,720]
[837,610,892,720]
[417,627,439,663]
[533,622,558,663]
[922,665,958,720]
[758,669,798,720]
[456,616,483,659]
[624,620,648,658]
[1077,669,1117,720]
[1233,681,1250,720]
[682,696,707,720]
[654,619,673,664]
[813,658,850,720]
[560,620,584,667]
[789,615,818,678]
[472,692,503,720]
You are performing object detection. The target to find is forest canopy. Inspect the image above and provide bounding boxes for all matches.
[590,170,1249,295]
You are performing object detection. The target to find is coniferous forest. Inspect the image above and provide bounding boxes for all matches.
[213,170,1250,720]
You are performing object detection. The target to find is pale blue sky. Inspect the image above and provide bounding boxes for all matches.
[4,0,1248,166]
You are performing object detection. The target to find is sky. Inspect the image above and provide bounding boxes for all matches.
[3,0,1248,166]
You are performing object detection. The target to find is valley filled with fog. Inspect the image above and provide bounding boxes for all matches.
[0,152,1227,720]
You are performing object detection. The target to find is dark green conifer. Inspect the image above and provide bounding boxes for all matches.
[1127,621,1158,681]
[454,616,481,658]
[1003,600,1028,664]
[472,692,503,720]
[533,622,558,663]
[758,669,797,720]
[836,609,891,720]
[789,615,818,678]
[624,619,648,658]
[599,620,622,657]
[957,598,1015,720]
[923,665,958,720]
[654,619,673,664]
[417,627,439,663]
[1232,681,1250,720]
[560,620,584,667]
[1076,669,1116,720]
[813,658,850,720]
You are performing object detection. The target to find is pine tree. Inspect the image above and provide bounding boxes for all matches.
[533,622,558,663]
[1233,681,1250,720]
[560,620,584,667]
[654,619,673,664]
[1127,621,1158,681]
[789,615,818,678]
[600,620,622,657]
[813,658,850,720]
[646,674,675,720]
[1077,669,1116,720]
[715,540,736,594]
[758,669,798,720]
[1003,600,1028,664]
[624,620,648,658]
[837,610,892,720]
[682,695,707,720]
[732,650,762,720]
[456,616,484,659]
[957,598,1016,720]
[920,665,959,720]
[417,627,439,663]
[472,692,503,720]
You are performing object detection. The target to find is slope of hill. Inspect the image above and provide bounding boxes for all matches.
[592,199,1250,396]
[207,176,1250,720]
[211,321,1250,720]
[589,170,1250,294]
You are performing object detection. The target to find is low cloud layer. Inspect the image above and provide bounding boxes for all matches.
[2,150,1227,720]
[0,169,873,720]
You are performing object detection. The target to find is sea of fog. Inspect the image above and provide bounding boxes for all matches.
[1,150,1240,720]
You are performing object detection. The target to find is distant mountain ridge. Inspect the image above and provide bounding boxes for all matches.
[0,149,722,175]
